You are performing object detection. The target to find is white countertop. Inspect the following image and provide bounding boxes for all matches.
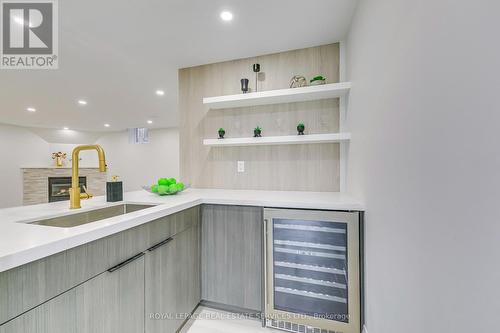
[0,188,363,273]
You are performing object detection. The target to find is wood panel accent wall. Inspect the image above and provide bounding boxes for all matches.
[179,43,340,191]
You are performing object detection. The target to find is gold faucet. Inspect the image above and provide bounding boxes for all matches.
[69,145,107,209]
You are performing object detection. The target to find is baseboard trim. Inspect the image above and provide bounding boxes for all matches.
[176,303,201,333]
[199,300,263,321]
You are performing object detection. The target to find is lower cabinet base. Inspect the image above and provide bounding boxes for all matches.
[199,300,263,319]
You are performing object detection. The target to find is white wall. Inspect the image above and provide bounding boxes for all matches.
[29,127,103,144]
[346,1,500,332]
[0,124,49,208]
[96,128,179,192]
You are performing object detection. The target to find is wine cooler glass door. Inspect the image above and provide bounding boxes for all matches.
[265,209,360,333]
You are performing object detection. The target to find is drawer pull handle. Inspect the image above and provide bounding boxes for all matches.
[107,252,145,273]
[147,237,174,252]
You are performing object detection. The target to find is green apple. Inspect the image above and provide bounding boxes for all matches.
[168,184,178,193]
[158,178,169,186]
[157,185,169,194]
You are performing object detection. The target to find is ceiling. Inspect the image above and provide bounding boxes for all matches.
[0,0,358,132]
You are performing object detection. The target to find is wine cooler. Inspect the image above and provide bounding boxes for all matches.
[264,208,361,333]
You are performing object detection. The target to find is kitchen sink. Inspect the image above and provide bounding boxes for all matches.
[27,204,156,228]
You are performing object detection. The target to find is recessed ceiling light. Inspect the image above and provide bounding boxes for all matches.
[220,11,233,21]
[155,90,165,96]
[78,100,87,105]
[26,107,36,112]
[104,124,110,128]
[147,120,153,124]
[63,127,69,130]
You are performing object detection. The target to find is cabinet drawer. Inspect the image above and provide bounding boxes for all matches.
[0,255,145,333]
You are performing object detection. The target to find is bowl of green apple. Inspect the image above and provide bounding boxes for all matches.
[143,178,186,196]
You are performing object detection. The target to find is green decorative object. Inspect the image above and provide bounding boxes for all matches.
[158,178,169,186]
[218,128,225,139]
[310,75,327,85]
[144,177,185,196]
[254,126,262,137]
[157,185,169,194]
[297,123,305,135]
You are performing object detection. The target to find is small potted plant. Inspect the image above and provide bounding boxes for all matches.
[254,126,262,137]
[218,128,226,139]
[297,122,305,135]
[310,75,327,85]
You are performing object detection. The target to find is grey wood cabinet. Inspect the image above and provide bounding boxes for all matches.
[0,206,200,333]
[0,202,269,332]
[146,236,178,333]
[145,216,200,333]
[175,219,201,324]
[0,255,145,333]
[201,205,263,311]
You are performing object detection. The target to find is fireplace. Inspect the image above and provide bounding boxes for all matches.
[48,177,87,203]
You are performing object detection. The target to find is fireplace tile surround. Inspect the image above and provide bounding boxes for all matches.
[22,167,106,206]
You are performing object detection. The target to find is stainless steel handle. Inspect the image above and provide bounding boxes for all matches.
[263,218,269,322]
[147,237,174,252]
[107,252,144,273]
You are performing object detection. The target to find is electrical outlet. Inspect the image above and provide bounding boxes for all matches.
[237,161,245,173]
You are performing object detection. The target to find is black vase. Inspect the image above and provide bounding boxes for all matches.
[218,130,225,139]
[241,78,249,93]
[106,182,123,202]
[254,129,262,137]
[253,64,260,92]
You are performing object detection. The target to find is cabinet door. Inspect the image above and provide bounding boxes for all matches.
[75,255,145,333]
[0,255,145,333]
[175,221,200,322]
[145,222,200,333]
[145,235,178,333]
[201,205,263,311]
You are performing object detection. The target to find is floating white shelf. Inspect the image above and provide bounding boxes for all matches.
[203,133,351,147]
[203,82,351,109]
